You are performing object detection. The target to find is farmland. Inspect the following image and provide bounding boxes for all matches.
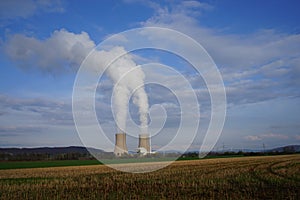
[0,160,101,170]
[0,154,299,199]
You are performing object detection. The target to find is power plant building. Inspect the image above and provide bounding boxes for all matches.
[114,133,128,156]
[114,133,151,156]
[138,134,150,153]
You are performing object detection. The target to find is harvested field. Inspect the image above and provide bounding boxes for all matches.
[0,154,299,199]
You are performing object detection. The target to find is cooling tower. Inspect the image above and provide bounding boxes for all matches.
[138,134,150,153]
[114,133,128,156]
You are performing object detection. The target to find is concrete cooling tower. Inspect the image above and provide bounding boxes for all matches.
[114,133,128,156]
[138,134,150,154]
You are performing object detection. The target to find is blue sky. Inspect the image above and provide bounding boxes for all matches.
[0,0,300,151]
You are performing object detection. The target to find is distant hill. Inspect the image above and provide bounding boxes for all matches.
[268,145,300,153]
[1,144,299,161]
[0,146,104,156]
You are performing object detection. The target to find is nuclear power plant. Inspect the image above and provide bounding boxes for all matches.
[114,133,151,156]
[138,134,150,154]
[114,133,128,156]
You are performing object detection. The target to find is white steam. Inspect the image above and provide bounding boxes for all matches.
[88,46,149,133]
[5,29,149,133]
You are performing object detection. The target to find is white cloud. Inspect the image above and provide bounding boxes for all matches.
[245,133,289,141]
[261,133,289,140]
[4,29,95,73]
[245,135,262,141]
[0,94,74,126]
[0,125,45,138]
[0,0,64,20]
[143,5,300,70]
[141,1,300,107]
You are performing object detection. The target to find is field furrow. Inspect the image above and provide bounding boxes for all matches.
[0,155,299,199]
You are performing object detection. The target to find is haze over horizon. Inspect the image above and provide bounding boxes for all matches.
[0,0,300,152]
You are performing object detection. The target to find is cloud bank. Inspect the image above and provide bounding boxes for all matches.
[140,1,300,107]
[5,29,95,73]
[4,29,149,134]
[0,0,64,20]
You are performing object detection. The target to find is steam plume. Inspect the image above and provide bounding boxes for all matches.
[5,29,148,133]
[96,47,149,133]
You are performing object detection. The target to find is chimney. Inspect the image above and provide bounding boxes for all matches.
[138,134,150,153]
[114,133,128,156]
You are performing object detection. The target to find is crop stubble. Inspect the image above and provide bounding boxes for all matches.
[0,154,299,199]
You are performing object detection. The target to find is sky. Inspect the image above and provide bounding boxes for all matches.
[0,0,300,151]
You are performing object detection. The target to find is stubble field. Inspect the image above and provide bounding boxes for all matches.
[0,154,299,199]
